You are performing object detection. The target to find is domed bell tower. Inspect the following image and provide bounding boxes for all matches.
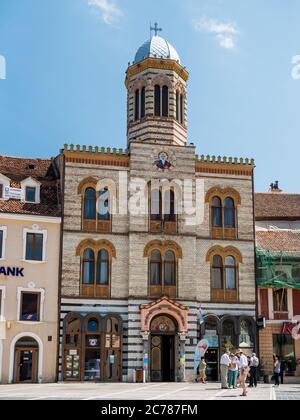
[125,24,189,147]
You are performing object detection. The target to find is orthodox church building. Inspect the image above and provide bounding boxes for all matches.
[59,28,256,383]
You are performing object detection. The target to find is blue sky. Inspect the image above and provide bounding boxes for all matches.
[0,0,299,192]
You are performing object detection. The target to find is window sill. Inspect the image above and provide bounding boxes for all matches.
[17,321,43,325]
[0,258,7,261]
[21,260,47,265]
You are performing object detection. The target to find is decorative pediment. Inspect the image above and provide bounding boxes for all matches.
[206,246,243,264]
[76,239,116,258]
[140,297,189,333]
[205,187,241,205]
[143,240,183,259]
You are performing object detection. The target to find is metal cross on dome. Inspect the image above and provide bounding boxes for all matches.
[150,22,162,37]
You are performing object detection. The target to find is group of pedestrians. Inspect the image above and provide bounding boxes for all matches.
[220,350,259,397]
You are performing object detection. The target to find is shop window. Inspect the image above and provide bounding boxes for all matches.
[104,317,121,382]
[25,233,43,261]
[239,320,254,352]
[84,317,101,382]
[273,334,296,374]
[25,186,36,203]
[221,320,236,352]
[64,317,82,381]
[20,292,40,322]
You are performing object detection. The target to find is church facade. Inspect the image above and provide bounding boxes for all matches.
[58,31,257,383]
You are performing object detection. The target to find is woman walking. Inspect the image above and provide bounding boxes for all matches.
[274,356,281,387]
[228,353,239,389]
[199,358,207,384]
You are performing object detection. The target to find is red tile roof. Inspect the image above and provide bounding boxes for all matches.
[256,230,300,252]
[0,156,61,218]
[255,193,300,220]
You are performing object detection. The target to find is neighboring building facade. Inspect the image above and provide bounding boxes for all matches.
[256,185,300,377]
[0,156,61,383]
[59,31,257,383]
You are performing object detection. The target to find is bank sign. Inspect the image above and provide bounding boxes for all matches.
[0,266,24,277]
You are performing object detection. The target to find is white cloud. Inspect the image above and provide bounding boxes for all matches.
[195,17,239,50]
[88,0,123,26]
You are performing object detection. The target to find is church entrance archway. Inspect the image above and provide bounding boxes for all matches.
[150,315,177,382]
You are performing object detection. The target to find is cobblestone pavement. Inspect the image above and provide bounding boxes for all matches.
[275,385,300,400]
[0,382,284,400]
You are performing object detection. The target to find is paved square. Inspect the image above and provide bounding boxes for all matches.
[0,382,299,400]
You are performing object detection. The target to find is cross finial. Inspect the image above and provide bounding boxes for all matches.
[150,22,162,37]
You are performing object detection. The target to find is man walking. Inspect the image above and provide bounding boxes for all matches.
[220,350,231,389]
[249,353,259,388]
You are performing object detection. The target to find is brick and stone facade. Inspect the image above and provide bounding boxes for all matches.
[59,33,256,383]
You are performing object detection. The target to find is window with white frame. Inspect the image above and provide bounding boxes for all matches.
[23,228,47,262]
[21,177,41,204]
[0,226,7,260]
[17,287,45,322]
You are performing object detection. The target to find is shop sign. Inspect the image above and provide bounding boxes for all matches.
[4,187,22,200]
[0,266,24,277]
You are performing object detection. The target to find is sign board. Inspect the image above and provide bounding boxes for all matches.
[0,266,24,277]
[4,187,22,200]
[143,354,149,366]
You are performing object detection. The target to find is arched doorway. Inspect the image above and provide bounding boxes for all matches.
[150,315,177,382]
[14,337,39,383]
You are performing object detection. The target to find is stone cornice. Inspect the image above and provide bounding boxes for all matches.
[125,58,189,87]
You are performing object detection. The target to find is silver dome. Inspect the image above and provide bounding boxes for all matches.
[134,36,181,64]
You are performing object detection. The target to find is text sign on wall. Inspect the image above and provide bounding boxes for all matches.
[4,187,22,200]
[0,266,24,277]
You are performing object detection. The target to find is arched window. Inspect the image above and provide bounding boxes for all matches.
[224,198,235,228]
[210,253,238,302]
[176,91,180,121]
[88,318,99,333]
[212,197,222,228]
[84,188,96,220]
[97,249,109,285]
[135,89,140,121]
[154,85,161,116]
[162,85,169,117]
[82,249,95,285]
[225,256,237,290]
[150,188,162,221]
[98,188,110,221]
[150,250,162,286]
[141,87,146,118]
[180,94,184,124]
[164,189,175,222]
[164,251,176,286]
[212,255,223,290]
